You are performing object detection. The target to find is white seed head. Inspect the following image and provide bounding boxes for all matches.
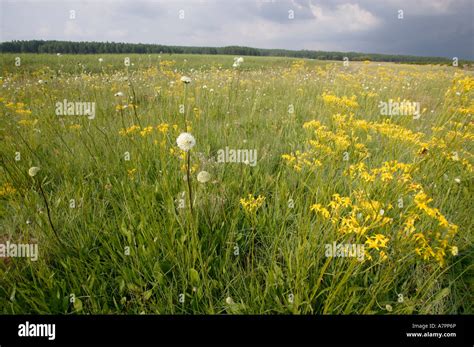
[180,76,191,84]
[197,171,211,183]
[28,167,40,177]
[176,132,196,151]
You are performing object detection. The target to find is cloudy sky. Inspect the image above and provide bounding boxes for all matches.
[1,0,473,59]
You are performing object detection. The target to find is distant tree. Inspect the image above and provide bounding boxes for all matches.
[0,40,468,65]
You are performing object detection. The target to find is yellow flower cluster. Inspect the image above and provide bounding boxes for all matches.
[304,120,351,151]
[344,159,457,266]
[240,194,266,214]
[119,123,177,137]
[0,182,16,197]
[311,193,393,235]
[414,191,457,234]
[3,101,32,116]
[445,75,473,124]
[370,121,425,148]
[119,125,141,136]
[285,103,461,267]
[157,123,169,133]
[311,192,393,261]
[365,234,389,250]
[397,189,458,266]
[322,92,359,109]
[310,203,330,218]
[139,126,154,137]
[339,115,426,150]
[457,102,474,116]
[159,60,176,68]
[346,160,414,184]
[427,124,474,173]
[445,75,474,97]
[290,60,306,71]
[281,151,322,172]
[283,116,370,172]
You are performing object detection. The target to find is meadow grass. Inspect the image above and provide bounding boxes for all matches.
[0,53,472,314]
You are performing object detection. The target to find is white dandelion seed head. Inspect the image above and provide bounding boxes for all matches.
[28,167,40,177]
[180,76,191,84]
[197,171,211,183]
[225,297,234,305]
[98,58,104,63]
[233,57,244,68]
[176,132,196,151]
[385,304,393,312]
[454,178,461,183]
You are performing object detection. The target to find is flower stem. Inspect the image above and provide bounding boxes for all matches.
[183,85,188,130]
[37,181,66,248]
[186,151,193,215]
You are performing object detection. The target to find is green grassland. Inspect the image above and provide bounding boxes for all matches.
[0,54,472,314]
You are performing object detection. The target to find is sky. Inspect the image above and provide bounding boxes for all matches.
[1,0,473,59]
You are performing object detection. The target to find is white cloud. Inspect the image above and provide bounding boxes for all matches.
[0,0,472,58]
[309,3,380,32]
[383,0,458,15]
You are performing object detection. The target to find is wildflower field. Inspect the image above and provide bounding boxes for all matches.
[0,53,472,314]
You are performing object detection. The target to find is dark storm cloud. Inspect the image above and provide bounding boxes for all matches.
[0,0,472,59]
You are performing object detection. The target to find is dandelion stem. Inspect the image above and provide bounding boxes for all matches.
[186,151,193,215]
[183,85,188,130]
[37,181,66,248]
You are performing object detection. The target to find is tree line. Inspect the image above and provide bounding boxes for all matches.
[0,40,470,65]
